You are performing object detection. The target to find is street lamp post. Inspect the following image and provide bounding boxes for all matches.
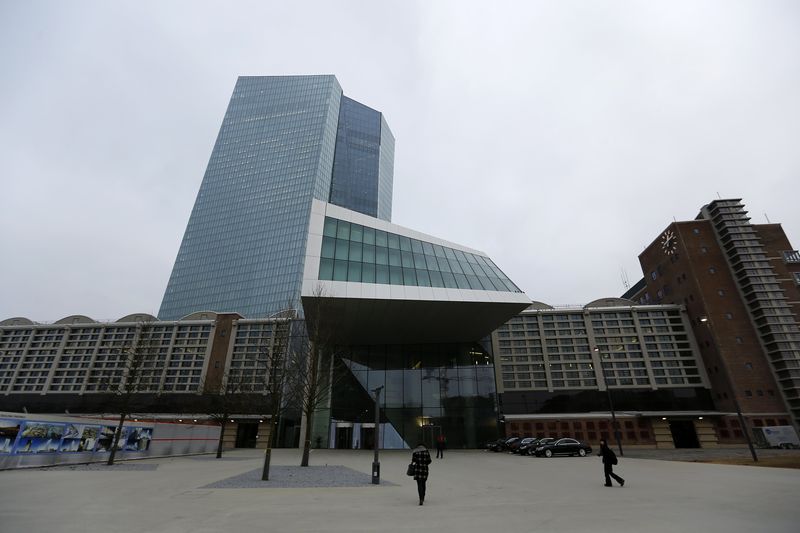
[593,347,623,457]
[699,317,758,462]
[371,385,384,484]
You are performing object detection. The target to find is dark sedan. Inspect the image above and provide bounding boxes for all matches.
[518,437,555,455]
[487,436,519,452]
[533,438,592,457]
[510,437,537,453]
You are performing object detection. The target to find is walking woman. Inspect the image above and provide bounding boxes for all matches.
[598,439,625,487]
[411,442,432,505]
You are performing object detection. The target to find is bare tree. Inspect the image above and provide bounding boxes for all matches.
[290,286,346,467]
[92,321,161,466]
[259,310,295,480]
[202,371,252,459]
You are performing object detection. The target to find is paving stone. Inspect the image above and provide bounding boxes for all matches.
[202,465,397,488]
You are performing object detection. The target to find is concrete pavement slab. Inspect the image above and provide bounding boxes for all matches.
[0,449,798,533]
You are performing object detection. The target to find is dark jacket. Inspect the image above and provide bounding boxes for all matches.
[411,446,432,481]
[599,444,617,465]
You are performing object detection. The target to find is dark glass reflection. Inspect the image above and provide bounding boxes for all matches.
[500,388,716,415]
[331,342,498,449]
[329,97,382,218]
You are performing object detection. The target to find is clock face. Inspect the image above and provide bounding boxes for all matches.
[661,230,677,255]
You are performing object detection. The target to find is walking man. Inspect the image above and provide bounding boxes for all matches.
[435,433,447,458]
[598,439,625,487]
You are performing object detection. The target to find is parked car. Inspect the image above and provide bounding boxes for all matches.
[484,438,504,451]
[510,437,537,454]
[519,437,555,456]
[533,438,592,457]
[487,436,519,452]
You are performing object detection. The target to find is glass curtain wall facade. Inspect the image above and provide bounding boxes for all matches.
[319,217,521,291]
[330,342,499,449]
[158,76,395,320]
[329,97,394,221]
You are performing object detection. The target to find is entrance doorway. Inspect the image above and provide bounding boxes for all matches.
[335,426,353,449]
[421,425,442,450]
[669,420,700,448]
[235,422,259,448]
[360,426,375,450]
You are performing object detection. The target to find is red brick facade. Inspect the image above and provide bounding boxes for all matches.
[631,219,793,433]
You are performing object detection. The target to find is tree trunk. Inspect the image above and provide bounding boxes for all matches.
[261,447,272,480]
[216,419,226,458]
[300,344,319,467]
[107,412,127,466]
[301,407,313,467]
[262,417,280,480]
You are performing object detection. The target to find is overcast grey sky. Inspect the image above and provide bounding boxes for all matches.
[1,1,798,321]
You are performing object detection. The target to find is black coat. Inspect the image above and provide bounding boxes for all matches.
[599,445,617,465]
[411,447,432,481]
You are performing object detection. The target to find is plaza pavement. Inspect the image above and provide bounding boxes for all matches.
[1,448,798,533]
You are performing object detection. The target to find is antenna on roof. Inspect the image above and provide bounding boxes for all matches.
[621,268,630,291]
[764,212,771,223]
[716,191,722,199]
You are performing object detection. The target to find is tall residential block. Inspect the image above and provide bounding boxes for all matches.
[624,199,800,435]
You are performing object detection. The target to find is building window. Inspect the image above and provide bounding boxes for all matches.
[651,271,658,280]
[725,313,733,320]
[693,228,700,235]
[701,246,708,254]
[736,337,743,344]
[744,362,752,370]
[744,390,752,397]
[717,289,725,296]
[709,267,716,274]
[782,250,800,263]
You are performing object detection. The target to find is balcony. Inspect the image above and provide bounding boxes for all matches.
[784,250,800,264]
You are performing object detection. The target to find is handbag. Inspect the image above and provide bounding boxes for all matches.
[406,463,415,476]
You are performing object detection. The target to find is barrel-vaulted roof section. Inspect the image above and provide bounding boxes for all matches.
[584,297,636,309]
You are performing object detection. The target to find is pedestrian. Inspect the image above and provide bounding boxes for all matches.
[598,439,624,487]
[411,442,432,505]
[435,434,447,458]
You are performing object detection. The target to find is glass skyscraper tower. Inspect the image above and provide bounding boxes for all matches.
[158,76,395,319]
[158,75,530,448]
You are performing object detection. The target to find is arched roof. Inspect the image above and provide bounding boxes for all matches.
[0,317,37,326]
[54,315,96,325]
[180,311,219,321]
[116,313,158,323]
[584,297,636,309]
